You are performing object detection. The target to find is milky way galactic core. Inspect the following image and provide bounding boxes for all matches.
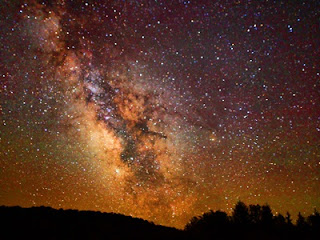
[0,0,319,228]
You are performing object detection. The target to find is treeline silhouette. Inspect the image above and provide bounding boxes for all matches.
[0,202,319,239]
[185,201,320,240]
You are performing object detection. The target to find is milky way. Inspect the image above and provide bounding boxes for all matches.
[0,0,319,228]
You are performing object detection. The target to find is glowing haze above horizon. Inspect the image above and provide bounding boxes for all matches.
[0,0,319,228]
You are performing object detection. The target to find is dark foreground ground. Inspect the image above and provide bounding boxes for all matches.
[0,205,319,240]
[0,206,183,240]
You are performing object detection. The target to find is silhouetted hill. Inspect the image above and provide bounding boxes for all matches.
[1,203,319,240]
[0,206,184,240]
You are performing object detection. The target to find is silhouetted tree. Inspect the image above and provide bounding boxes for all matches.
[307,209,320,227]
[232,201,250,225]
[249,204,262,224]
[286,212,293,225]
[185,210,230,237]
[297,212,307,228]
[307,208,320,237]
[274,213,286,226]
[261,204,273,226]
[185,216,200,231]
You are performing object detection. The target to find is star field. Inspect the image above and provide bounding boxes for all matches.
[0,0,319,228]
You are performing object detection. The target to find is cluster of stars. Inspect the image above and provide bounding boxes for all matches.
[0,0,319,229]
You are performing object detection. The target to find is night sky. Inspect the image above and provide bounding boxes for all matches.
[0,0,319,228]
